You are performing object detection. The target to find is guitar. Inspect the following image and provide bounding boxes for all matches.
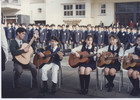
[33,49,71,68]
[97,52,120,67]
[69,51,97,68]
[15,31,38,65]
[123,53,140,69]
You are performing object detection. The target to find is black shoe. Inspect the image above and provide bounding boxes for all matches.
[79,89,84,94]
[51,82,57,94]
[32,80,38,88]
[107,86,113,92]
[131,88,139,96]
[84,89,88,95]
[40,86,48,93]
[105,83,109,88]
[130,88,134,95]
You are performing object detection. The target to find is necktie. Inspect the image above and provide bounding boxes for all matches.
[112,45,114,51]
[86,45,89,49]
[51,47,54,52]
[19,41,22,48]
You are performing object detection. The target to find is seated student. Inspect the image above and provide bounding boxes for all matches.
[10,27,38,88]
[71,35,96,95]
[124,35,140,96]
[39,36,63,94]
[97,34,123,92]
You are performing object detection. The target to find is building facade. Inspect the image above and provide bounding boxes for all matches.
[1,0,140,26]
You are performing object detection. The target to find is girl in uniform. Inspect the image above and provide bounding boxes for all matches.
[124,35,140,96]
[71,35,96,95]
[98,34,123,92]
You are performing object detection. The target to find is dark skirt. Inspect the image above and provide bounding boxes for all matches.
[127,66,140,72]
[104,61,121,71]
[79,62,96,70]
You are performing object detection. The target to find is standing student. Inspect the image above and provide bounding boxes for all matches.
[124,35,140,96]
[71,35,96,95]
[98,34,123,92]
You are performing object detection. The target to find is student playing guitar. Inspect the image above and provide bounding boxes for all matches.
[71,35,96,95]
[97,34,123,92]
[39,36,63,94]
[124,35,140,96]
[10,27,38,88]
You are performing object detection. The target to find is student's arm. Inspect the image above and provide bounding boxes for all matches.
[124,47,135,56]
[119,47,124,57]
[97,45,109,54]
[71,45,82,54]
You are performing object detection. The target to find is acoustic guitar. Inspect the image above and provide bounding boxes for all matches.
[33,49,71,68]
[69,51,97,68]
[123,53,140,69]
[15,31,38,65]
[97,52,120,67]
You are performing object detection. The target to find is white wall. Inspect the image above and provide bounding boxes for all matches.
[30,3,46,23]
[91,0,140,26]
[45,0,93,25]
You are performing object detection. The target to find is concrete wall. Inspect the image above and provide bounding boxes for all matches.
[30,3,46,23]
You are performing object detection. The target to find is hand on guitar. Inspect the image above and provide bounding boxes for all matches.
[39,52,45,57]
[75,52,80,58]
[24,47,29,53]
[57,51,63,59]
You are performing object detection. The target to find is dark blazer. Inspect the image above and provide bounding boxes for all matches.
[73,30,82,43]
[39,28,46,43]
[60,29,68,44]
[5,27,14,39]
[40,45,62,66]
[50,29,57,37]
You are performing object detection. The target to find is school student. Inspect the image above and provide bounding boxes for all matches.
[71,35,96,95]
[124,35,140,96]
[98,34,123,92]
[39,36,63,94]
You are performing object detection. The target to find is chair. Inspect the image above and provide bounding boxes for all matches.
[39,66,62,89]
[13,69,33,88]
[100,67,123,92]
[127,74,140,93]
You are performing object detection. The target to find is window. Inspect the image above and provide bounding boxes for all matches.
[63,4,85,17]
[75,4,85,16]
[64,5,73,16]
[100,4,106,15]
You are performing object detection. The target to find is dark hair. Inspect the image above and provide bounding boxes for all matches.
[51,36,59,42]
[109,34,122,47]
[16,27,26,35]
[83,35,94,46]
[136,35,140,40]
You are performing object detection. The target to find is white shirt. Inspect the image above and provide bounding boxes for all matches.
[51,45,58,52]
[124,46,140,56]
[15,38,23,47]
[98,45,124,57]
[71,45,93,54]
[1,25,9,62]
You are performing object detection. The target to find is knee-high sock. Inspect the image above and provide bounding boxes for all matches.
[85,75,90,90]
[129,77,135,87]
[79,75,85,90]
[105,75,111,83]
[109,75,115,86]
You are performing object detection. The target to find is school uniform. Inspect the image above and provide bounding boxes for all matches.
[124,46,140,72]
[40,45,62,93]
[73,30,82,48]
[98,44,123,92]
[39,28,46,47]
[124,45,140,96]
[71,44,96,94]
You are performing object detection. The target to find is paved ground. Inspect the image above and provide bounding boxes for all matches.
[1,53,140,98]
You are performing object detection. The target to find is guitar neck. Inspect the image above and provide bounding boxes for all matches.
[46,49,71,57]
[26,38,34,48]
[106,57,119,60]
[133,59,140,63]
[83,54,96,58]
